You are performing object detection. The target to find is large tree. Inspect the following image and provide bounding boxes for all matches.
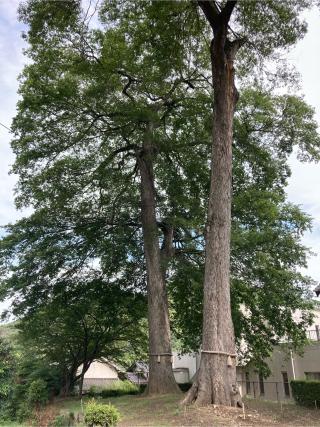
[182,0,317,406]
[170,87,319,372]
[1,0,319,403]
[6,0,209,395]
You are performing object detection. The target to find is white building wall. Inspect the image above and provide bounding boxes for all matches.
[239,307,320,401]
[172,352,200,381]
[82,360,119,379]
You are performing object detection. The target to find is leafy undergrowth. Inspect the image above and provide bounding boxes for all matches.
[2,394,320,426]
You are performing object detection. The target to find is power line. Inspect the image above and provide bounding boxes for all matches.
[0,121,10,131]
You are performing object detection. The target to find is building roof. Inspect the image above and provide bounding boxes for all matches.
[127,361,149,374]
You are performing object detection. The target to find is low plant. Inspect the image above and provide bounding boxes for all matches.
[16,401,34,423]
[291,379,320,407]
[100,381,139,398]
[85,399,120,427]
[27,378,49,407]
[87,386,104,397]
[49,413,71,427]
[178,383,192,392]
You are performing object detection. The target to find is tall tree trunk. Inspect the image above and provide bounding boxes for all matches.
[60,371,73,397]
[183,1,242,407]
[78,365,87,398]
[138,123,180,395]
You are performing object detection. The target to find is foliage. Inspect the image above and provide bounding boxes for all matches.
[1,349,62,422]
[88,381,139,398]
[84,399,120,427]
[16,284,147,395]
[0,337,15,400]
[0,0,319,383]
[291,380,320,407]
[0,337,16,420]
[177,383,192,393]
[87,381,191,398]
[27,379,49,407]
[15,401,34,424]
[49,413,74,427]
[169,86,319,370]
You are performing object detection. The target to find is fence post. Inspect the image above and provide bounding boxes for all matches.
[253,381,256,398]
[276,382,279,402]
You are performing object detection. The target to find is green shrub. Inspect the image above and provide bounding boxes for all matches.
[100,380,139,398]
[49,412,76,426]
[138,384,147,393]
[87,381,139,398]
[16,401,34,423]
[27,378,49,407]
[85,399,120,427]
[49,414,69,427]
[291,379,320,406]
[87,385,104,397]
[178,383,192,392]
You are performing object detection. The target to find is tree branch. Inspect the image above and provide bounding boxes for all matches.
[197,1,220,29]
[198,0,237,31]
[220,0,237,24]
[117,70,139,102]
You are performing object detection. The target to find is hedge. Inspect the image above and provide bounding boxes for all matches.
[87,381,140,398]
[291,379,320,407]
[87,381,192,398]
[178,383,192,392]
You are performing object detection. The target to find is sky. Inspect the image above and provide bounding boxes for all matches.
[0,3,320,316]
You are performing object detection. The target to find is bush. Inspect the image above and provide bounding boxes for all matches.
[178,383,192,392]
[16,401,34,423]
[27,378,49,407]
[87,385,104,397]
[49,413,74,427]
[100,381,139,398]
[85,399,120,427]
[87,380,191,398]
[291,379,320,406]
[87,381,139,398]
[138,384,147,394]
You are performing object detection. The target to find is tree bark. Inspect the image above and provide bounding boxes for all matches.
[138,123,180,395]
[78,362,89,398]
[183,1,242,407]
[60,371,73,397]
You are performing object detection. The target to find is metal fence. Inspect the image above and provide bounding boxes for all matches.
[237,380,293,402]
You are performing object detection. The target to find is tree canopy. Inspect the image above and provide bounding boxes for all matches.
[0,0,319,403]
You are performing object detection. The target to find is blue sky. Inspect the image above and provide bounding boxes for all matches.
[0,3,320,315]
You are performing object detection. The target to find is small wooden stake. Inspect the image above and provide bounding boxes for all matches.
[242,403,245,420]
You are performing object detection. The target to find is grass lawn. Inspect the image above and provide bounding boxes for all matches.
[2,394,320,426]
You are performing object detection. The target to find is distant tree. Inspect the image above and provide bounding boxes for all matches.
[17,280,147,396]
[0,336,16,419]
